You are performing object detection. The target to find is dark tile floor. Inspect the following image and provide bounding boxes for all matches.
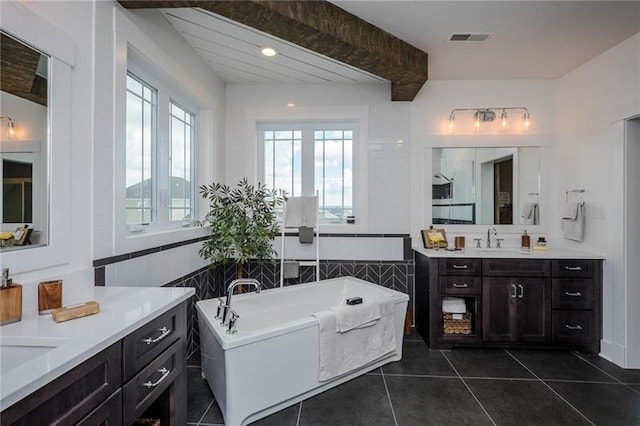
[186,332,640,426]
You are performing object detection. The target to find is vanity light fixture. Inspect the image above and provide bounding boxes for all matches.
[260,46,278,57]
[0,116,15,139]
[447,107,530,133]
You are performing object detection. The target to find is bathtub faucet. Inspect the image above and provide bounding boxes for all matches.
[222,278,261,325]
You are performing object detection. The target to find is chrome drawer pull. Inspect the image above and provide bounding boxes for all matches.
[565,291,582,297]
[142,326,171,345]
[142,367,171,388]
[517,284,524,299]
[565,324,583,330]
[452,283,468,288]
[452,265,468,269]
[565,266,583,271]
[511,284,517,298]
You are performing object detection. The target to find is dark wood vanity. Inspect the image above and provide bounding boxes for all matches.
[415,251,602,353]
[1,301,188,425]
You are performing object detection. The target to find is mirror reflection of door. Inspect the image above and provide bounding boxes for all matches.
[2,158,33,223]
[494,157,513,224]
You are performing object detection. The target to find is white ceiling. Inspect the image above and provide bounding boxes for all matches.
[160,1,640,85]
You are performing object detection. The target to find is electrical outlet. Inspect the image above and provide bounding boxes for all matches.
[592,206,606,220]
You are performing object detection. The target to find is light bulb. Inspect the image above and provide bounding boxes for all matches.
[7,121,15,139]
[260,46,278,57]
[474,112,481,132]
[448,114,455,134]
[500,110,508,132]
[523,112,530,132]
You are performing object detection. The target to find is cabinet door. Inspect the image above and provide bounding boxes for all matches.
[482,277,517,342]
[514,278,551,343]
[483,277,550,343]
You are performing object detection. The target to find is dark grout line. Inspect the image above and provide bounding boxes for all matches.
[380,369,399,426]
[380,372,460,379]
[505,350,596,425]
[440,351,497,426]
[571,351,640,395]
[197,399,217,426]
[296,402,303,426]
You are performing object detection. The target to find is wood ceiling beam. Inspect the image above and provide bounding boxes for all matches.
[118,0,428,101]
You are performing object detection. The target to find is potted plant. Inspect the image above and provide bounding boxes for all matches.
[198,178,286,283]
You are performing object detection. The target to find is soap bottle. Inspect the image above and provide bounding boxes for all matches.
[0,268,22,326]
[521,230,531,252]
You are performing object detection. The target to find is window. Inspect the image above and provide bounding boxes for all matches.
[125,72,195,226]
[260,124,355,222]
[169,101,195,221]
[126,74,156,224]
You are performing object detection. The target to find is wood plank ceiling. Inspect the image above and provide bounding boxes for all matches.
[1,33,48,107]
[118,0,428,101]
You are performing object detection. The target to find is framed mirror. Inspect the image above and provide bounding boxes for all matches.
[2,0,74,273]
[0,30,49,251]
[432,146,540,226]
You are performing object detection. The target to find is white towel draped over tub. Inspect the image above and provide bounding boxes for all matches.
[562,201,585,242]
[312,298,395,382]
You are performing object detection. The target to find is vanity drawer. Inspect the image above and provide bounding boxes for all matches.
[552,279,594,309]
[552,259,594,278]
[483,258,550,277]
[123,339,184,425]
[122,302,186,381]
[439,258,482,276]
[552,310,594,344]
[440,276,482,295]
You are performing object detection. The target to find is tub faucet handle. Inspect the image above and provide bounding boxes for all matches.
[220,304,230,326]
[215,298,225,319]
[226,310,239,334]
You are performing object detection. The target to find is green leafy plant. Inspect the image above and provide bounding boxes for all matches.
[198,178,286,279]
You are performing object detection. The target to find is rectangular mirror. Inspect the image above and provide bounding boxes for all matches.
[432,147,540,225]
[1,30,49,251]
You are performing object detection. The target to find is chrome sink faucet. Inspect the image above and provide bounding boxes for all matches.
[487,227,497,248]
[221,278,261,326]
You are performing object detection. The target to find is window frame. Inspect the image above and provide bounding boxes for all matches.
[252,105,368,233]
[124,61,197,230]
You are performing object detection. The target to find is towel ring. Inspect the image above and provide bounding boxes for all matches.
[565,189,585,201]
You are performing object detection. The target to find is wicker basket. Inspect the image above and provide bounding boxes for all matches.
[443,312,472,335]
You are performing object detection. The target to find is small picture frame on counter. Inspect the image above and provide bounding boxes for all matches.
[13,225,32,246]
[421,228,448,249]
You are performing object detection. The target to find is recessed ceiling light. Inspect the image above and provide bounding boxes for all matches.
[260,46,278,57]
[286,102,296,107]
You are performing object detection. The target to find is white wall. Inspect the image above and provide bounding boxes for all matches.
[556,33,640,366]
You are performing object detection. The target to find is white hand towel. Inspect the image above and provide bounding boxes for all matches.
[442,297,467,314]
[562,202,579,220]
[563,202,585,242]
[312,301,396,382]
[521,203,539,225]
[330,297,383,333]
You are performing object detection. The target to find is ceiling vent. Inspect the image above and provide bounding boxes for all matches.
[449,33,491,42]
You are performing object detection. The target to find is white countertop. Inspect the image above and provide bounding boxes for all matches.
[0,286,194,411]
[413,245,605,259]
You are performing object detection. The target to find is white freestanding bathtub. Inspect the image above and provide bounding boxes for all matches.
[196,277,409,426]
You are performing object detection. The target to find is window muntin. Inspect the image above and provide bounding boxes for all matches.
[260,124,355,223]
[125,73,156,224]
[169,101,195,221]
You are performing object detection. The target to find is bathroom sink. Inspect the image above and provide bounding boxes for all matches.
[473,248,519,254]
[0,337,68,374]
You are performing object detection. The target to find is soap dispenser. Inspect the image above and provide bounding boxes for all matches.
[0,268,22,326]
[521,230,531,252]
